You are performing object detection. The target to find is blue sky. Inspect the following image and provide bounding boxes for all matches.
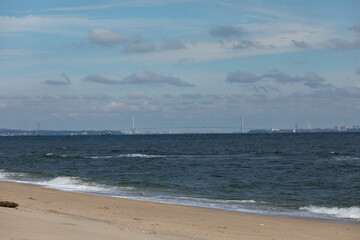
[1,0,360,132]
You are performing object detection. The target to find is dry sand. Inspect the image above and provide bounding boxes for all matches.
[0,181,359,240]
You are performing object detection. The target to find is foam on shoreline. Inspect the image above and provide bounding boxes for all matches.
[1,180,360,240]
[1,169,359,223]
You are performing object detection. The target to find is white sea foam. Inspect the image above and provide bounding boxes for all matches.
[37,176,135,195]
[333,156,360,161]
[0,169,27,179]
[44,153,69,158]
[40,176,104,192]
[89,155,115,159]
[88,153,164,159]
[2,170,262,214]
[111,193,263,214]
[328,151,360,161]
[300,206,360,219]
[45,153,164,159]
[44,176,83,187]
[1,168,359,222]
[0,169,134,196]
[0,169,6,178]
[121,154,163,158]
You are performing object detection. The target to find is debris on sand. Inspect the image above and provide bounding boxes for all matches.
[0,201,18,208]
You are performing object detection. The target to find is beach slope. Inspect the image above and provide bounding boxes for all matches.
[0,181,359,240]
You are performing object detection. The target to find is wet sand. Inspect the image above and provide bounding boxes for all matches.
[0,180,359,240]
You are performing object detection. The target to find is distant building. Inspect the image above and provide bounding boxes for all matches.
[334,125,346,132]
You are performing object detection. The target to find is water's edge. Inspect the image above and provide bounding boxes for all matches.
[1,171,359,225]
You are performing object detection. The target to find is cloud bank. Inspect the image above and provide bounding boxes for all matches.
[84,71,194,87]
[42,74,71,86]
[162,39,186,50]
[232,40,265,49]
[226,71,331,89]
[328,23,360,50]
[84,74,121,84]
[291,40,310,49]
[210,26,243,37]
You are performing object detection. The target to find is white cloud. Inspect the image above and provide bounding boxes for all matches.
[0,15,174,36]
[104,102,137,111]
[127,41,293,64]
[103,101,158,112]
[0,14,333,67]
[0,15,91,35]
[242,22,331,48]
[89,29,140,46]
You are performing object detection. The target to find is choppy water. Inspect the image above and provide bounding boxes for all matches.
[0,133,359,223]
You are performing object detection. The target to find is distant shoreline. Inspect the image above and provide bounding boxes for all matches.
[1,128,360,136]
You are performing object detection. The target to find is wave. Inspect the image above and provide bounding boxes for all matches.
[38,176,135,194]
[1,168,359,222]
[332,156,360,161]
[44,153,164,159]
[44,153,80,159]
[329,152,360,161]
[0,169,27,179]
[88,154,164,159]
[0,169,134,196]
[1,170,267,215]
[137,196,265,214]
[300,206,360,220]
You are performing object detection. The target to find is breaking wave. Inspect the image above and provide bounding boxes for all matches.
[300,206,360,220]
[44,153,164,159]
[88,154,164,159]
[38,176,135,194]
[1,168,360,223]
[0,170,135,196]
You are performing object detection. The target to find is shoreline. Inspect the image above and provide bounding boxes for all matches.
[1,176,358,226]
[1,180,360,240]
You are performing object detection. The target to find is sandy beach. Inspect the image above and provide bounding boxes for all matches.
[0,181,359,240]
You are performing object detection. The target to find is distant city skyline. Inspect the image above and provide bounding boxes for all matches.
[1,120,358,135]
[1,0,360,130]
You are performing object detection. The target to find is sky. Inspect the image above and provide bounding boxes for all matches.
[1,0,360,132]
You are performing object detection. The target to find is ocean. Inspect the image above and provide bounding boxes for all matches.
[0,133,359,223]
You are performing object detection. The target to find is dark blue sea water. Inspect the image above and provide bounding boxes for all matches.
[0,133,359,223]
